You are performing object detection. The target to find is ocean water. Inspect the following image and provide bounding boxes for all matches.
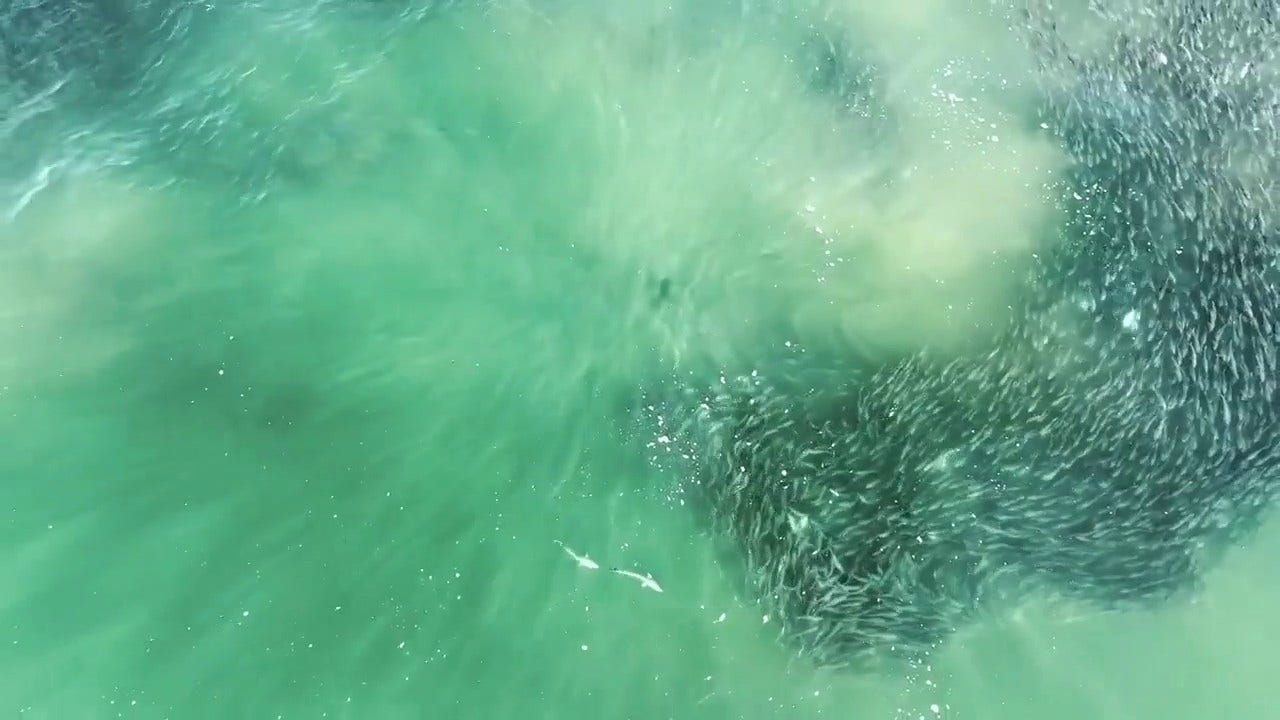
[1,1,1277,718]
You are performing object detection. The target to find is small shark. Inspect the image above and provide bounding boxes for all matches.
[554,540,599,570]
[609,567,664,593]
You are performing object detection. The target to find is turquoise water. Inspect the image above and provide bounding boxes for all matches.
[1,1,1278,718]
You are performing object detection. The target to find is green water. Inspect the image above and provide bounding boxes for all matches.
[1,1,1277,718]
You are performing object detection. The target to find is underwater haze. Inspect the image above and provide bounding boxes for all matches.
[1,0,1278,718]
